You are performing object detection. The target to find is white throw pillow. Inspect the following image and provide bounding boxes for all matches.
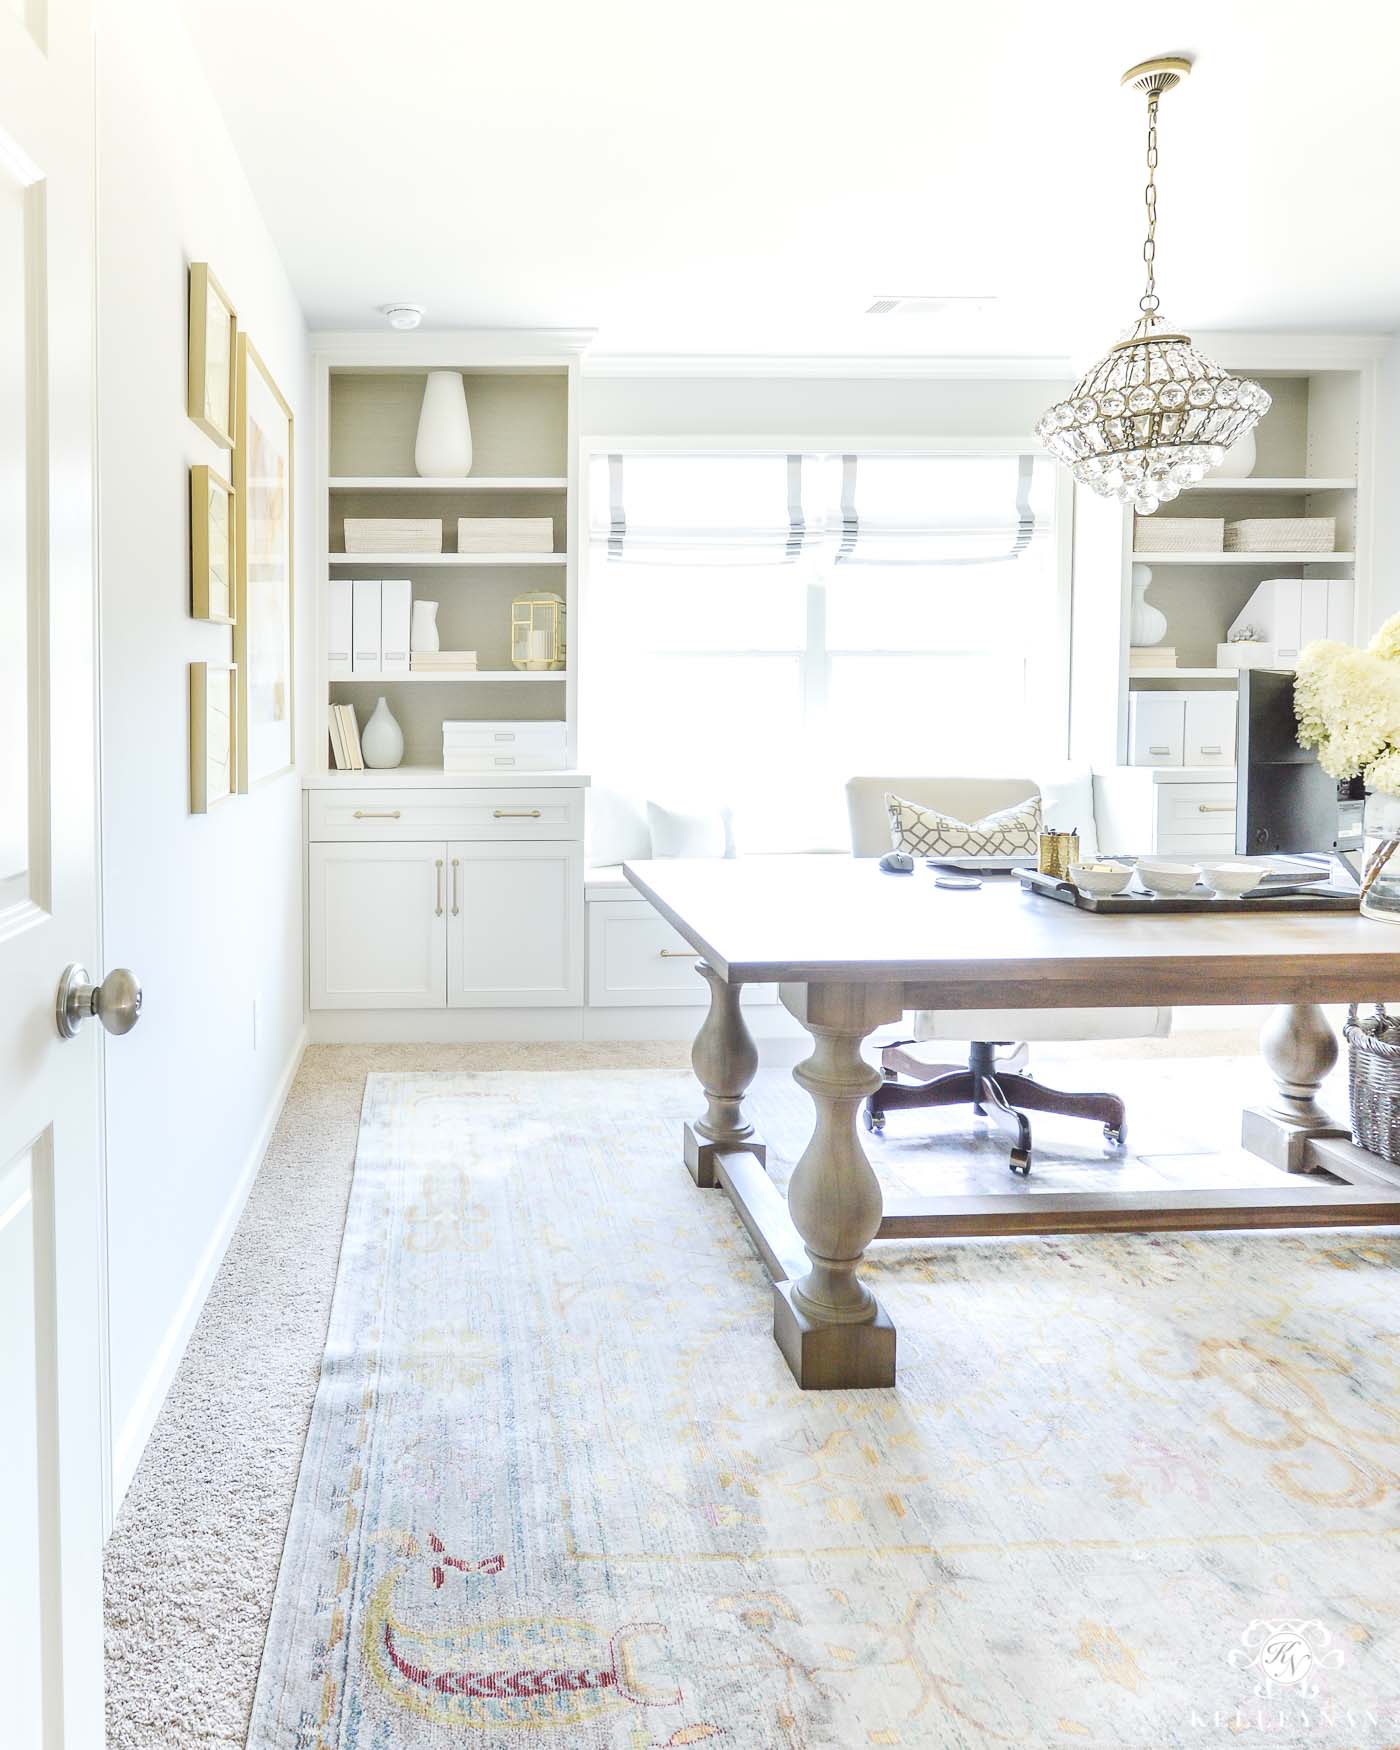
[646,799,736,859]
[886,792,1040,863]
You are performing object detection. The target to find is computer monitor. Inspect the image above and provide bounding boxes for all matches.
[1235,668,1363,858]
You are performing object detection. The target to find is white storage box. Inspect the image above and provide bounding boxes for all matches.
[1128,693,1185,767]
[1132,517,1223,554]
[456,517,554,554]
[1216,641,1279,670]
[343,518,442,554]
[442,720,566,772]
[1182,691,1236,768]
[1224,517,1335,553]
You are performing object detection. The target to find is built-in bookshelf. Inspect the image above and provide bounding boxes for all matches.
[1070,339,1385,775]
[313,333,588,774]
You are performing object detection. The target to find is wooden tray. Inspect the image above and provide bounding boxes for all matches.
[1020,868,1359,914]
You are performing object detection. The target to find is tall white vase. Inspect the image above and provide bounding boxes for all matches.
[361,696,404,769]
[1130,563,1168,647]
[414,371,473,477]
[1212,428,1257,480]
[411,600,440,653]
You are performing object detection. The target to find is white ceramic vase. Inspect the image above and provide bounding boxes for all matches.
[1129,564,1167,647]
[414,371,473,477]
[361,696,404,769]
[411,600,440,653]
[1212,428,1257,480]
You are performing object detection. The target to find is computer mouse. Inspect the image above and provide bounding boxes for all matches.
[879,851,915,873]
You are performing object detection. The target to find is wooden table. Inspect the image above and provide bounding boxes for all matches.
[624,857,1400,1390]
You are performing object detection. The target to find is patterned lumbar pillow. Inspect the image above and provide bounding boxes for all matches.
[885,792,1041,863]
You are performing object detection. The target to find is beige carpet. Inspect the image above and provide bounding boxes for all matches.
[104,1036,1393,1748]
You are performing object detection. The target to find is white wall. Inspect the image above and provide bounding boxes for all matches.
[97,0,312,1508]
[1372,342,1400,629]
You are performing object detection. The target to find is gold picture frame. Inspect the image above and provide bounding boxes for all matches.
[190,464,236,624]
[190,661,237,812]
[188,263,237,448]
[233,335,295,789]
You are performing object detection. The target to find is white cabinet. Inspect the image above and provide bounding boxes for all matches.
[309,841,447,1009]
[447,842,583,1007]
[586,893,779,1008]
[1093,767,1238,859]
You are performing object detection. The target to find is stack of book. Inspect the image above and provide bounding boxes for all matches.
[411,650,478,673]
[327,702,364,770]
[1129,646,1178,671]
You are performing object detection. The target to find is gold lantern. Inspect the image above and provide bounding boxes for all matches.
[511,591,566,671]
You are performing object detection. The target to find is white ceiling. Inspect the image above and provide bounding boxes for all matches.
[182,0,1400,362]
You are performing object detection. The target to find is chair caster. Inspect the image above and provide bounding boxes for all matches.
[863,1102,885,1135]
[1009,1149,1031,1175]
[1104,1123,1126,1147]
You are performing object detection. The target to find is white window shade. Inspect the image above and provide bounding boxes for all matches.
[582,450,1063,853]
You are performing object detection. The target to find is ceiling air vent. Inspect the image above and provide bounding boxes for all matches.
[865,295,996,316]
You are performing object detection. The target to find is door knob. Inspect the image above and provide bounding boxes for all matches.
[56,965,143,1039]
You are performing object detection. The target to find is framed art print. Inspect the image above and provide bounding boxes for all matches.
[190,464,235,623]
[234,335,294,788]
[188,263,237,448]
[190,661,237,812]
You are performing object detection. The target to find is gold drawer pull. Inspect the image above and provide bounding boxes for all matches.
[658,948,694,958]
[451,857,461,916]
[493,808,542,819]
[1197,803,1234,813]
[434,858,444,917]
[353,808,401,819]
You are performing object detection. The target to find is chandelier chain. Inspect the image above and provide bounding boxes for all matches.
[1141,92,1160,314]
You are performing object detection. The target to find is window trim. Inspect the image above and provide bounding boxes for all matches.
[577,433,1073,774]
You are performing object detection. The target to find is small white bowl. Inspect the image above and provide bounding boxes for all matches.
[1069,862,1134,897]
[1200,861,1262,898]
[1135,859,1202,896]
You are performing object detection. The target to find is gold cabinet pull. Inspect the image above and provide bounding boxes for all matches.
[658,949,694,958]
[493,808,542,819]
[434,858,444,917]
[353,808,401,819]
[451,857,461,916]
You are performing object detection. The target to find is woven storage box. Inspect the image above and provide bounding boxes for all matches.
[1345,1004,1400,1163]
[457,517,553,554]
[343,518,442,554]
[1132,517,1224,554]
[1224,517,1336,553]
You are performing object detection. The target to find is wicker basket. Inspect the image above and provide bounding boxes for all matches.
[1223,517,1335,553]
[1345,1004,1400,1163]
[1132,516,1224,554]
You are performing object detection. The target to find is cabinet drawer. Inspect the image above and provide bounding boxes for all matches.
[587,898,778,1007]
[309,786,583,843]
[1155,782,1237,842]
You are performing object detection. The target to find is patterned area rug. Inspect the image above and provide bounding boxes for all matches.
[249,1071,1400,1749]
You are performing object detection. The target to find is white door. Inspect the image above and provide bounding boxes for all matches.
[0,0,108,1744]
[309,841,448,1008]
[447,841,584,1007]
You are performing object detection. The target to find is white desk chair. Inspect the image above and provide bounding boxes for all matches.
[845,774,1172,1172]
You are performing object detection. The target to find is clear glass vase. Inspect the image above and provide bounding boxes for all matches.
[1361,792,1400,920]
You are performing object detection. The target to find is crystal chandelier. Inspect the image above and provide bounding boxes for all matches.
[1035,58,1270,515]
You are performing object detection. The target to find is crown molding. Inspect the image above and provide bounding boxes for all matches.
[310,326,597,363]
[1186,331,1393,371]
[582,352,1076,381]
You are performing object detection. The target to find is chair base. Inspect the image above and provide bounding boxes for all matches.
[864,1040,1127,1174]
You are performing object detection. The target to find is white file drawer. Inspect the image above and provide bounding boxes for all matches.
[587,898,778,1007]
[1155,781,1237,854]
[1128,694,1185,768]
[1183,692,1237,768]
[309,785,584,843]
[442,721,566,773]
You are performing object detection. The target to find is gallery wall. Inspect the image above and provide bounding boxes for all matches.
[96,0,312,1508]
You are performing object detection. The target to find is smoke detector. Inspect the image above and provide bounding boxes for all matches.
[866,295,996,316]
[380,303,425,331]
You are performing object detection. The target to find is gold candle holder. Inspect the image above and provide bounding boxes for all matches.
[1039,830,1080,879]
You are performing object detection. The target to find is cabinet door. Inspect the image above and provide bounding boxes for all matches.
[310,841,447,1009]
[447,841,583,1007]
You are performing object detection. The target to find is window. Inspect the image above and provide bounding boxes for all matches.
[582,449,1064,851]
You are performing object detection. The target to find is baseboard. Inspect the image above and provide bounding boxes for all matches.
[110,1025,307,1514]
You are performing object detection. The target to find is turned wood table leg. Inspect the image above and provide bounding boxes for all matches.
[1241,1002,1347,1172]
[683,960,765,1187]
[773,981,904,1389]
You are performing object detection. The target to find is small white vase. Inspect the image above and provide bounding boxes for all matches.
[411,600,440,653]
[361,696,404,769]
[414,371,473,477]
[1212,428,1257,480]
[1129,564,1168,647]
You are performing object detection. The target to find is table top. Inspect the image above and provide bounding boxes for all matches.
[623,858,1400,1008]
